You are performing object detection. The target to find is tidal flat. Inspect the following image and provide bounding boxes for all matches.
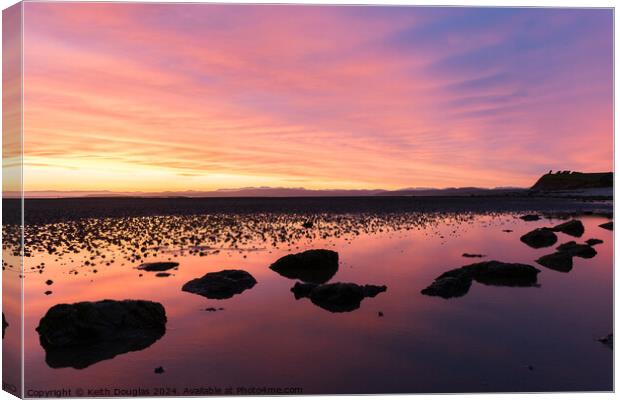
[2,196,613,394]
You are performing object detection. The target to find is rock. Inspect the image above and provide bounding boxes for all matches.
[599,221,613,231]
[502,230,513,233]
[269,249,338,284]
[465,261,540,286]
[422,261,540,299]
[597,333,613,349]
[536,252,573,272]
[138,262,179,272]
[462,253,485,258]
[519,214,540,221]
[551,219,584,237]
[292,282,386,312]
[44,291,52,295]
[309,283,387,313]
[291,282,318,299]
[378,311,384,317]
[154,366,165,374]
[45,280,54,286]
[182,269,257,299]
[520,228,557,248]
[155,272,171,278]
[36,299,166,369]
[363,284,387,297]
[2,313,7,339]
[421,275,472,299]
[586,238,603,246]
[556,241,597,258]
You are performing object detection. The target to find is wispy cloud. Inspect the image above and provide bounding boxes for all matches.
[22,4,612,191]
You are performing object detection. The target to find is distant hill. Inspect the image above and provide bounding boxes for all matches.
[375,187,525,197]
[530,171,613,191]
[19,186,527,199]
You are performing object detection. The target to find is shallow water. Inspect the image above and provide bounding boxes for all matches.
[10,212,613,394]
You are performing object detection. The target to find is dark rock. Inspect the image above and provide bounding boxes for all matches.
[269,249,338,284]
[378,311,384,317]
[182,269,257,299]
[309,283,387,313]
[552,219,584,237]
[45,280,54,286]
[2,313,7,339]
[44,291,52,296]
[556,241,597,258]
[586,238,603,246]
[154,366,165,374]
[292,282,386,312]
[502,229,513,233]
[422,261,540,299]
[465,261,540,286]
[597,333,613,349]
[520,228,557,248]
[536,252,573,272]
[519,214,540,221]
[462,253,486,258]
[36,299,166,369]
[599,221,613,231]
[138,262,179,272]
[155,272,171,278]
[421,275,472,299]
[291,282,318,299]
[363,284,387,297]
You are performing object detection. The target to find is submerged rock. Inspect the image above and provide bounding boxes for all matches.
[599,221,613,231]
[536,252,573,272]
[36,299,166,369]
[520,228,557,248]
[154,366,165,374]
[519,214,540,221]
[552,219,584,237]
[586,238,603,246]
[422,261,540,299]
[556,241,597,258]
[269,249,338,284]
[182,269,257,299]
[138,262,179,272]
[597,333,613,349]
[291,282,386,312]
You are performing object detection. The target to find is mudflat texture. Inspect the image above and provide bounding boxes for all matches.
[7,196,612,225]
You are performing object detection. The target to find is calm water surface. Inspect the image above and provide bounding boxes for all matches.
[12,213,613,394]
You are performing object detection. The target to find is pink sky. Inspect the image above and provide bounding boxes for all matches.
[20,4,613,192]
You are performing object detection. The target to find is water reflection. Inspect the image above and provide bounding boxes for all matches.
[10,210,612,393]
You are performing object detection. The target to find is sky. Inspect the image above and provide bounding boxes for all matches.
[21,3,613,193]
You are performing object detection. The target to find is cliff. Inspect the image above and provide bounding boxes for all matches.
[530,171,613,191]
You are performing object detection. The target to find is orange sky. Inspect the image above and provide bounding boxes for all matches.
[19,4,613,192]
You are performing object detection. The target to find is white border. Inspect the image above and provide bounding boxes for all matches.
[0,1,615,400]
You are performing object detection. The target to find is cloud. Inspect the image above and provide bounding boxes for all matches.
[22,4,613,191]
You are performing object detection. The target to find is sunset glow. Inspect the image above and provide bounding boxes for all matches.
[22,4,613,193]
